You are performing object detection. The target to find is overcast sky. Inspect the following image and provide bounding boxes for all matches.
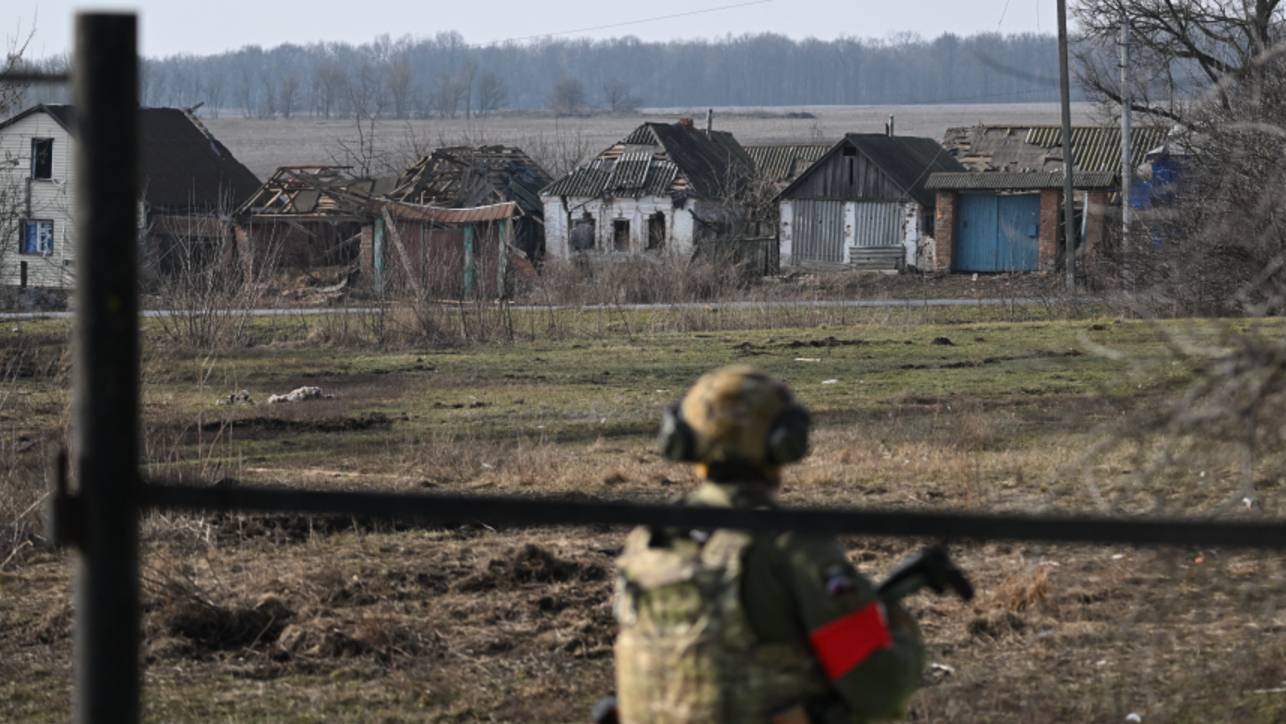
[13,0,1055,58]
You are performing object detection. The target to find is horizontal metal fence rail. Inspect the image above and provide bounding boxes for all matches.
[140,482,1286,550]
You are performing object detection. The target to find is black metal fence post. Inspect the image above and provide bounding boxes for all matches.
[71,13,141,723]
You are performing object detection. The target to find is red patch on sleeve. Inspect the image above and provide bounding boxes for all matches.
[808,601,893,680]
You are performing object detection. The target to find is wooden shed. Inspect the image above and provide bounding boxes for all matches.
[775,134,964,271]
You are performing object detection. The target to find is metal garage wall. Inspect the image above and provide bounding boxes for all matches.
[793,199,846,263]
[851,201,902,248]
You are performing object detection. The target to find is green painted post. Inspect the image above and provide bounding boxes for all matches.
[463,224,476,297]
[373,216,386,294]
[498,219,511,299]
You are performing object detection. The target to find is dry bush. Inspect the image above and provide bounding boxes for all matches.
[150,214,281,354]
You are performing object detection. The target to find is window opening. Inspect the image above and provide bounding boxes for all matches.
[647,212,666,250]
[613,219,630,252]
[31,138,53,180]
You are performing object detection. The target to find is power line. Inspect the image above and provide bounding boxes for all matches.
[503,0,774,43]
[996,0,1014,29]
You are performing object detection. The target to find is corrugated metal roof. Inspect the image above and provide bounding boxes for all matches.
[924,170,1118,191]
[745,143,831,184]
[943,124,1170,174]
[541,122,752,200]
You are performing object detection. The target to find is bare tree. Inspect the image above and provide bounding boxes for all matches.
[602,79,640,113]
[1,23,37,290]
[278,74,299,119]
[430,72,467,119]
[313,62,347,118]
[1075,0,1286,121]
[477,71,508,116]
[549,77,586,117]
[387,54,415,119]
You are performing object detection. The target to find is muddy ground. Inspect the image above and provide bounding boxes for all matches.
[0,312,1283,722]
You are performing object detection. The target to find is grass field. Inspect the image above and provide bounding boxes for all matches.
[205,102,1100,179]
[1,306,1283,722]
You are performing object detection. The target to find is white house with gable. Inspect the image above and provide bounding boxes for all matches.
[0,104,260,290]
[540,119,754,259]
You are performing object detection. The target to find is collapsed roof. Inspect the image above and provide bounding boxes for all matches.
[236,166,397,219]
[390,145,551,217]
[541,121,755,200]
[942,124,1171,175]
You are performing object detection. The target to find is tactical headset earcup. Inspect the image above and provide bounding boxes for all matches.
[658,403,698,462]
[765,406,810,465]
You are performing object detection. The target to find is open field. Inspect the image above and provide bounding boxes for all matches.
[1,306,1283,722]
[205,102,1100,179]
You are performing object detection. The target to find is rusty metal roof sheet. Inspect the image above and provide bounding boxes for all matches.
[924,170,1118,191]
[382,200,521,224]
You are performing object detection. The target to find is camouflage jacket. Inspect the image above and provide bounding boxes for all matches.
[613,482,925,723]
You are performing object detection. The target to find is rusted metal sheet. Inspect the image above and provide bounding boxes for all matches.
[382,200,521,224]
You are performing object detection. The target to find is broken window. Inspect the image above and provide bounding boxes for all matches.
[613,219,630,252]
[647,212,666,250]
[31,138,53,180]
[19,219,55,256]
[570,214,596,252]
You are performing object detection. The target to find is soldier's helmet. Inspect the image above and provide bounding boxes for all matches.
[659,365,810,469]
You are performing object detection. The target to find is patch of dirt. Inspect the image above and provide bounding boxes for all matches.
[197,412,392,435]
[898,350,1084,370]
[454,544,607,593]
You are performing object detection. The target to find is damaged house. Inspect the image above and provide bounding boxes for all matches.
[234,166,392,279]
[776,133,965,271]
[540,119,755,259]
[925,124,1169,273]
[388,145,551,263]
[0,103,259,289]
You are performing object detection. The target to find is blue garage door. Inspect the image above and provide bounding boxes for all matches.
[954,194,1040,272]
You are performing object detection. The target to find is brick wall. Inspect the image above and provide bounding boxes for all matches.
[1039,189,1061,272]
[933,190,956,272]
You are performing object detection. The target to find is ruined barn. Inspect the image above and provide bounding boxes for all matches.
[0,103,259,289]
[357,200,523,300]
[389,146,550,262]
[776,133,964,271]
[234,166,394,279]
[540,119,755,259]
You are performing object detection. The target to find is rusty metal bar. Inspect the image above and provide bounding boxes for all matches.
[71,13,140,724]
[140,483,1286,550]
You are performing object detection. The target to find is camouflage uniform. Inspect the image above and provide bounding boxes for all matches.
[614,481,925,723]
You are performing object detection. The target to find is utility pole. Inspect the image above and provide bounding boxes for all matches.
[1120,15,1133,287]
[1057,0,1078,291]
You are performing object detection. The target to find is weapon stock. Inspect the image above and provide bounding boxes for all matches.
[877,546,974,603]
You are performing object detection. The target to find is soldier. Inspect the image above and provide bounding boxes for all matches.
[612,366,926,723]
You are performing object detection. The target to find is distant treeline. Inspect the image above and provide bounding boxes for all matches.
[18,32,1085,118]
